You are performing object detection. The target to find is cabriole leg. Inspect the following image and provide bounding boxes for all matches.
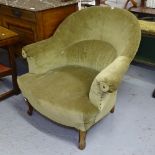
[24,98,33,116]
[110,105,115,113]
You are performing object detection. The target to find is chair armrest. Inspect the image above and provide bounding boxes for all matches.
[22,38,54,58]
[89,56,131,111]
[22,37,64,74]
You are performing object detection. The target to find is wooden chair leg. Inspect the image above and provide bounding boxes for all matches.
[24,98,33,116]
[79,130,86,150]
[124,0,137,9]
[110,105,115,113]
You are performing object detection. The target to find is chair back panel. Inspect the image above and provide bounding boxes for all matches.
[62,40,117,71]
[54,6,141,59]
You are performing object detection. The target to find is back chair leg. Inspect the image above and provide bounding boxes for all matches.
[79,130,87,150]
[24,98,34,116]
[110,105,115,113]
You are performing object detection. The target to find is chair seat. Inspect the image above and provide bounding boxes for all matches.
[18,65,100,129]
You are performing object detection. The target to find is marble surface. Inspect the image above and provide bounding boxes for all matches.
[0,0,78,11]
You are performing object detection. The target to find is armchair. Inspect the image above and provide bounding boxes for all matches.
[18,6,141,149]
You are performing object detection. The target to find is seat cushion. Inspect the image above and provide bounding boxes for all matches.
[18,65,100,130]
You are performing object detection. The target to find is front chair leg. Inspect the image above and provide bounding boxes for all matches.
[24,98,34,116]
[110,105,115,113]
[79,130,87,150]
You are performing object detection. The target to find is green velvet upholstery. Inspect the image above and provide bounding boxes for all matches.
[139,19,155,35]
[18,6,141,131]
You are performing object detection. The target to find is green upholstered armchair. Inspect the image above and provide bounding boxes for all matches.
[18,6,141,149]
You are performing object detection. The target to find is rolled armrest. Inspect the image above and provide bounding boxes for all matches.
[22,38,53,58]
[89,56,131,111]
[96,56,131,92]
[22,37,65,74]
